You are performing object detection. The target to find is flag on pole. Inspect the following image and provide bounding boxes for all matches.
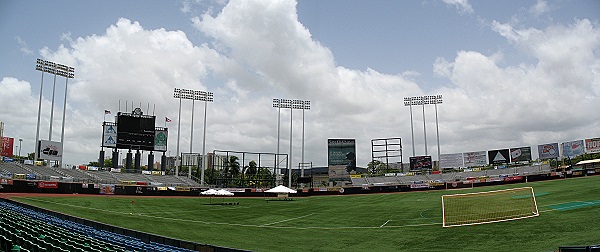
[104,110,111,115]
[165,117,172,122]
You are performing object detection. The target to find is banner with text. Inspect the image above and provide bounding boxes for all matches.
[585,138,600,154]
[38,140,63,161]
[510,147,531,163]
[154,129,168,152]
[328,139,356,181]
[488,149,510,165]
[410,156,432,171]
[1,137,14,157]
[440,153,463,168]
[562,140,585,158]
[463,151,487,167]
[538,143,560,160]
[102,124,117,148]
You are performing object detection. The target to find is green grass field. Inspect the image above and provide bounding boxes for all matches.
[9,176,600,252]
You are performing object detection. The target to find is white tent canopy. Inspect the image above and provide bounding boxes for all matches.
[201,189,219,195]
[265,185,297,194]
[216,189,234,196]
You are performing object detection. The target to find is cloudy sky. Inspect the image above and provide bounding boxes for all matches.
[1,0,599,167]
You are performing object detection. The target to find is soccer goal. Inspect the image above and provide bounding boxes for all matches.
[442,187,539,227]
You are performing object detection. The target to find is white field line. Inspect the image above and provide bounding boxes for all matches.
[262,213,315,226]
[12,197,443,230]
[380,220,390,228]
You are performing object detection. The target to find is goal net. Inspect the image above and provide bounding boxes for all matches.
[442,187,539,227]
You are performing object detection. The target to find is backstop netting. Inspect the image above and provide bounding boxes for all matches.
[442,187,539,227]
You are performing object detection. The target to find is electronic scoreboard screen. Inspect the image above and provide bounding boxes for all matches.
[116,112,156,151]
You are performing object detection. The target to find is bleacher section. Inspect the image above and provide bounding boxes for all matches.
[0,163,29,177]
[352,164,552,187]
[0,200,196,252]
[0,163,201,187]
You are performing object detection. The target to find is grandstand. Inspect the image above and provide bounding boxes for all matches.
[0,162,201,187]
[0,200,206,252]
[0,163,29,177]
[351,163,551,187]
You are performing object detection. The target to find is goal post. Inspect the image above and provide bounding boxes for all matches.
[442,187,539,227]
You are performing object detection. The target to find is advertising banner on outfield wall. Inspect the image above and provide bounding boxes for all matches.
[440,153,463,168]
[99,184,115,195]
[488,149,510,165]
[37,181,58,189]
[1,137,14,157]
[102,124,117,148]
[510,147,532,163]
[562,140,585,158]
[328,139,356,181]
[38,140,63,161]
[585,138,600,154]
[463,151,487,167]
[538,143,560,160]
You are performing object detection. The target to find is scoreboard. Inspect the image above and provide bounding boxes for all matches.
[116,110,156,151]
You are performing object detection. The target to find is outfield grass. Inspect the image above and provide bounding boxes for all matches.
[9,176,600,252]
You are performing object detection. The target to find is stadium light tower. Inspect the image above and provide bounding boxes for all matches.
[57,63,75,168]
[198,90,213,186]
[404,96,422,157]
[299,100,310,177]
[430,95,443,164]
[35,59,74,164]
[173,88,213,181]
[422,95,443,163]
[273,98,310,187]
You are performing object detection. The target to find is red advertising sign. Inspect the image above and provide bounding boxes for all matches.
[37,181,58,189]
[504,176,523,182]
[1,137,14,157]
[0,179,13,185]
[585,138,600,154]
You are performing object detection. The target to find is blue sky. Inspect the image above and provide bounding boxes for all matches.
[1,0,599,167]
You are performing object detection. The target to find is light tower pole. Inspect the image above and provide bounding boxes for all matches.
[173,88,213,181]
[35,59,74,166]
[404,96,422,157]
[429,95,443,165]
[273,99,310,187]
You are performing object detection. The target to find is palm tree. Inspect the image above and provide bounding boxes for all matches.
[225,156,240,178]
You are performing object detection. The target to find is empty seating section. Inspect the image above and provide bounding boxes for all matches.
[352,164,552,187]
[26,166,65,178]
[0,163,201,186]
[86,171,119,184]
[0,163,29,177]
[0,201,195,252]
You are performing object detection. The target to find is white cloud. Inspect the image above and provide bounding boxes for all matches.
[442,0,474,14]
[435,18,600,156]
[14,36,33,55]
[0,77,49,156]
[3,0,599,167]
[529,0,549,17]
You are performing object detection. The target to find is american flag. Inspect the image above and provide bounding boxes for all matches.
[104,110,111,115]
[165,117,172,122]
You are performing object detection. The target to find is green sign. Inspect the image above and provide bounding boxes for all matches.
[154,130,168,151]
